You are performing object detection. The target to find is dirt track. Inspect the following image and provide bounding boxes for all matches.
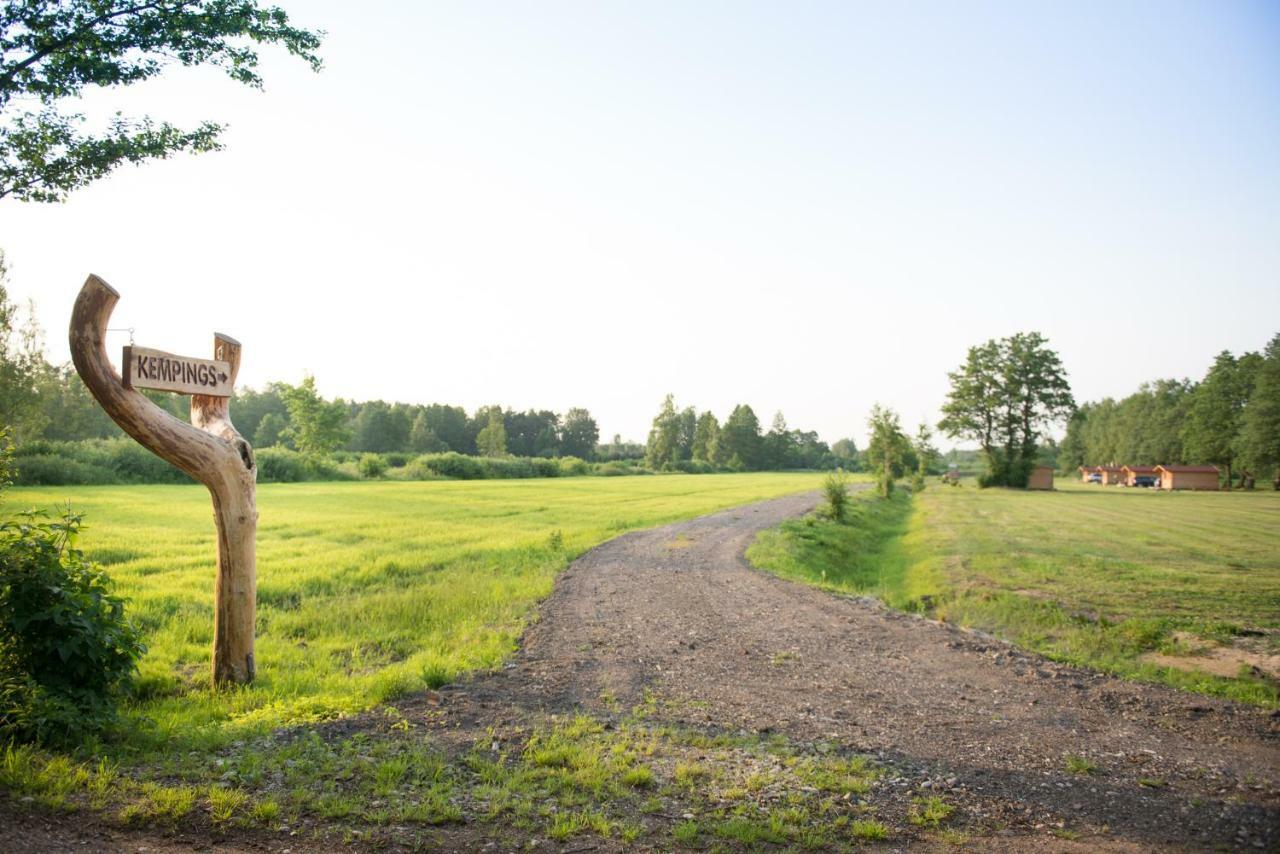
[3,490,1278,851]
[456,489,1279,850]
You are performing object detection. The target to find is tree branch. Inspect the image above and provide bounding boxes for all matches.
[0,1,177,96]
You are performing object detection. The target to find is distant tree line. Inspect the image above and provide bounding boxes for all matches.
[1058,333,1280,487]
[231,379,603,461]
[1,280,864,483]
[640,394,859,473]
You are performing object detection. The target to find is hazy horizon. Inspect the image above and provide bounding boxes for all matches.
[2,1,1277,447]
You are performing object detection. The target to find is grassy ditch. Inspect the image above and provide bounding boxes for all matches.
[748,482,1279,707]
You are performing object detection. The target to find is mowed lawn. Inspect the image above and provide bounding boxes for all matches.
[903,480,1280,703]
[5,473,823,757]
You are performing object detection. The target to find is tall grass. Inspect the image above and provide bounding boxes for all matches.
[5,474,823,758]
[750,480,1280,706]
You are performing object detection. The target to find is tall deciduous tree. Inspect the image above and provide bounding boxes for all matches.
[279,375,347,456]
[939,332,1074,487]
[691,411,719,463]
[422,404,468,453]
[913,422,937,485]
[1182,350,1256,486]
[831,438,860,471]
[559,408,598,460]
[1,0,322,202]
[1240,333,1280,487]
[0,254,51,442]
[475,407,507,457]
[718,404,762,471]
[764,411,797,470]
[645,394,680,470]
[866,404,907,497]
[408,412,447,453]
[676,407,697,462]
[251,411,286,448]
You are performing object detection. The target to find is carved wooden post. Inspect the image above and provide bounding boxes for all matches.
[69,275,258,686]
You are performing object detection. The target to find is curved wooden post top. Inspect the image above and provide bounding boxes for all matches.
[69,274,255,486]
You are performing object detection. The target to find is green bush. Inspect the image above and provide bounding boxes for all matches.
[11,438,190,485]
[14,454,120,485]
[358,453,388,479]
[105,439,189,483]
[595,460,650,477]
[406,452,566,481]
[0,509,146,745]
[255,447,309,482]
[823,469,850,521]
[383,452,411,468]
[414,452,486,480]
[557,456,590,477]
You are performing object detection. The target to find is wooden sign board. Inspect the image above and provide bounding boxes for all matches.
[123,345,233,397]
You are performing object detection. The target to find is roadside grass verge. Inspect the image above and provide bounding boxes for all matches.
[1,700,944,850]
[749,481,1280,707]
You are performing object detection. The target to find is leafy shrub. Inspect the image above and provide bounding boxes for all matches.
[0,429,10,489]
[105,439,189,483]
[592,460,650,477]
[400,459,445,481]
[11,438,190,485]
[383,452,411,468]
[254,447,308,482]
[673,459,717,474]
[532,458,560,477]
[823,469,850,522]
[878,467,895,498]
[358,453,388,479]
[14,454,119,486]
[0,509,146,745]
[407,452,566,481]
[306,455,353,481]
[414,452,486,480]
[557,456,590,477]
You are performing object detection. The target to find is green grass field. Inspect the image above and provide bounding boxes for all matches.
[4,473,824,758]
[750,479,1280,705]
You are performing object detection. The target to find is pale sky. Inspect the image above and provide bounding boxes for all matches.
[2,1,1278,446]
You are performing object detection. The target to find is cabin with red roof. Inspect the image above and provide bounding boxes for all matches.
[1097,465,1125,485]
[1155,465,1219,491]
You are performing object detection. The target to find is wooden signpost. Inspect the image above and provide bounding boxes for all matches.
[69,275,258,686]
[123,345,234,397]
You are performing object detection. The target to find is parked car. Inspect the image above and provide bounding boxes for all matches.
[1087,472,1101,483]
[1132,475,1158,488]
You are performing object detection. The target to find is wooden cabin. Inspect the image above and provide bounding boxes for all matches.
[1078,466,1100,483]
[1028,465,1055,490]
[1155,465,1220,491]
[1121,465,1159,487]
[1097,466,1125,485]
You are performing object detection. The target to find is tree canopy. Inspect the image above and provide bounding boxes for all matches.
[475,407,507,458]
[939,332,1074,487]
[1,0,322,202]
[279,375,347,456]
[1060,334,1280,487]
